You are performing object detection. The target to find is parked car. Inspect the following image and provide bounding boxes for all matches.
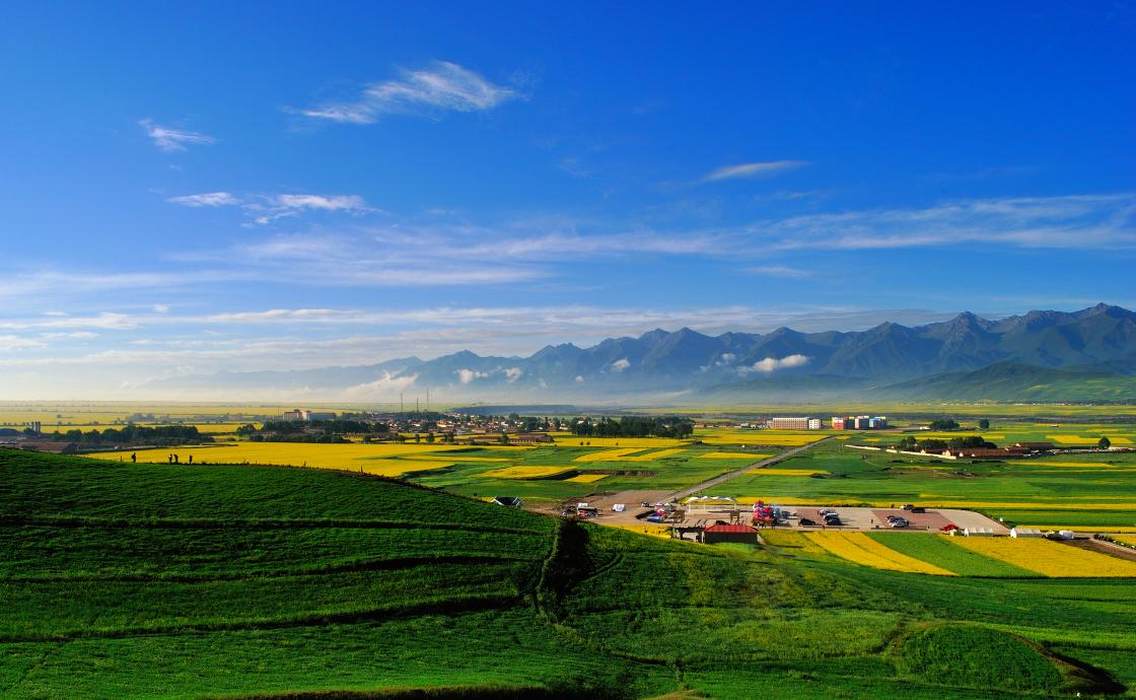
[799,517,817,526]
[889,517,909,528]
[823,514,842,526]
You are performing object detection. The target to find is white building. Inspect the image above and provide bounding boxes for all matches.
[768,416,822,430]
[280,409,338,422]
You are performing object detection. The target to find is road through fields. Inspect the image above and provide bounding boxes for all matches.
[666,436,835,501]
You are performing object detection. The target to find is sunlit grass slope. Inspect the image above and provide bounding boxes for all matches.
[2,448,1132,698]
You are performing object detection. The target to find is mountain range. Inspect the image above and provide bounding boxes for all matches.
[152,304,1136,403]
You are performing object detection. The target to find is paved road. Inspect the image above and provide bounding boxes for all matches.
[666,436,835,501]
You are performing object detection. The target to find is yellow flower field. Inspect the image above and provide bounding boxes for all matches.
[702,451,771,460]
[760,530,830,556]
[746,468,829,476]
[90,442,520,472]
[478,466,575,479]
[1008,460,1124,468]
[951,537,1136,577]
[697,432,824,446]
[805,532,954,575]
[554,437,687,448]
[1046,434,1132,445]
[622,447,687,461]
[575,448,644,462]
[1114,535,1136,546]
[565,473,608,483]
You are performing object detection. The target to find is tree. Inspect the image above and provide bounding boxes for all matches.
[978,419,990,430]
[1099,436,1111,450]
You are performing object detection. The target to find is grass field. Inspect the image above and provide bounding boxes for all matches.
[3,448,1135,697]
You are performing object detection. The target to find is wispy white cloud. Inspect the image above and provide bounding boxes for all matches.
[300,61,519,124]
[167,192,240,207]
[759,193,1136,250]
[746,265,812,279]
[166,191,374,224]
[139,119,215,152]
[703,160,809,182]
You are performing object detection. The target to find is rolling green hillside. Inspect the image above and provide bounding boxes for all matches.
[1,449,1133,698]
[876,362,1136,402]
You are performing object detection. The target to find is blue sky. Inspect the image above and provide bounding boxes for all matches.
[1,2,1134,398]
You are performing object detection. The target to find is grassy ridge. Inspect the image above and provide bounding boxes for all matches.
[2,449,1133,697]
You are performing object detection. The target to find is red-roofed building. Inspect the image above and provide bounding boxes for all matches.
[702,523,757,544]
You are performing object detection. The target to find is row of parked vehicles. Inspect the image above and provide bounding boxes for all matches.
[798,508,918,529]
[799,508,843,527]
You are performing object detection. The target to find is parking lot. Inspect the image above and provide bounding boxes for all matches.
[677,503,1008,534]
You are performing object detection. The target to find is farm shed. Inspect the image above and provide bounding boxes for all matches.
[702,523,757,545]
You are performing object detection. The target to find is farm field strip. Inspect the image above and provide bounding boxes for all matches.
[759,530,830,556]
[574,448,645,462]
[804,532,955,575]
[865,533,1038,577]
[565,473,608,484]
[478,466,575,479]
[951,537,1136,577]
[746,468,829,476]
[621,448,687,461]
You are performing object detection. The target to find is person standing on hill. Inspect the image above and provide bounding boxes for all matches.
[131,452,136,463]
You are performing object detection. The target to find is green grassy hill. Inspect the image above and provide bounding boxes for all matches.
[1,449,1132,698]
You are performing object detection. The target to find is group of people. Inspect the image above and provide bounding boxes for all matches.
[164,453,192,464]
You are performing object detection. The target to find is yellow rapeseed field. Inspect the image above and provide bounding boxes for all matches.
[746,468,829,477]
[759,530,830,556]
[805,532,954,575]
[1007,460,1122,468]
[951,537,1136,577]
[555,437,688,448]
[575,448,645,463]
[1114,535,1136,546]
[478,466,575,479]
[565,473,608,484]
[91,442,510,472]
[697,432,824,446]
[1046,434,1133,445]
[702,451,771,460]
[620,447,687,461]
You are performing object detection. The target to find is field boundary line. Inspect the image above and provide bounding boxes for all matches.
[0,554,534,584]
[0,515,543,535]
[0,593,524,644]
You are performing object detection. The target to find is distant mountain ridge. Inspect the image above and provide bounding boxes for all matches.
[151,304,1136,402]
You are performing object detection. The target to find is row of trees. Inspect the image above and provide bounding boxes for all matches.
[237,420,390,437]
[50,425,211,446]
[896,435,996,452]
[927,418,990,431]
[570,416,694,438]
